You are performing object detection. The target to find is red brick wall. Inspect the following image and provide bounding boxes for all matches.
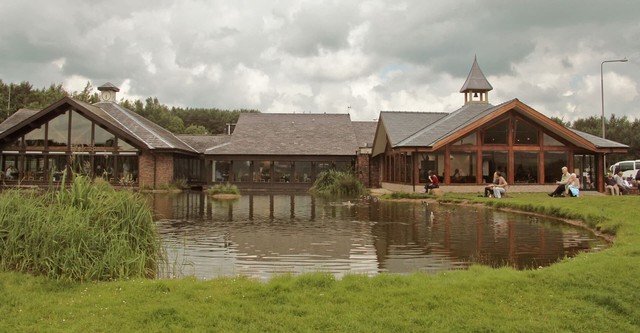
[356,153,370,187]
[138,152,174,188]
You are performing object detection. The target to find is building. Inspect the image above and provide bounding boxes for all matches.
[370,57,628,192]
[0,58,628,193]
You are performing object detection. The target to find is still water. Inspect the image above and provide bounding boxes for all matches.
[148,192,607,280]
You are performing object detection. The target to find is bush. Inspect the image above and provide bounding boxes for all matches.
[309,169,367,196]
[0,176,162,281]
[206,182,240,195]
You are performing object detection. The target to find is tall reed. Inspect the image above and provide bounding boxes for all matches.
[0,176,162,281]
[309,169,367,196]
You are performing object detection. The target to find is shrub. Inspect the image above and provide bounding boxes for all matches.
[207,182,240,195]
[309,169,367,196]
[0,176,162,281]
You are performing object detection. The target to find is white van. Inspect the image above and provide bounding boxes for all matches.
[609,160,640,178]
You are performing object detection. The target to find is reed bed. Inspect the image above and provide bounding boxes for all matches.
[0,176,162,281]
[310,169,368,196]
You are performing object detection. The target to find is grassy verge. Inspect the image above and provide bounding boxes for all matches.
[1,193,640,332]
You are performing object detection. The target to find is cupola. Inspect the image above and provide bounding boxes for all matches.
[97,82,120,102]
[459,56,492,104]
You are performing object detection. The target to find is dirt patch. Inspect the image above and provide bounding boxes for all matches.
[209,194,241,200]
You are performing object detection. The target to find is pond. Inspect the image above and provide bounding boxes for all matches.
[148,192,607,280]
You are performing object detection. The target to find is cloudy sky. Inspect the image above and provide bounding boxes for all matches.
[1,0,638,122]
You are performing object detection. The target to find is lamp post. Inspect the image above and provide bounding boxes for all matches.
[600,58,628,175]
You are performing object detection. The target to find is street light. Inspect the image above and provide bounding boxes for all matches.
[600,58,628,175]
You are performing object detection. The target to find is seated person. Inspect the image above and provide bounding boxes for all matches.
[604,172,619,195]
[614,171,630,195]
[549,166,570,197]
[425,170,439,194]
[566,173,580,197]
[492,172,508,198]
[484,172,499,197]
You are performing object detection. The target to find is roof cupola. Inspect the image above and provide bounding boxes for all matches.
[97,82,120,102]
[459,56,492,104]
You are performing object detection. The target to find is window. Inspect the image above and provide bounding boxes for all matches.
[453,132,477,146]
[294,162,312,182]
[543,133,564,146]
[482,151,508,182]
[212,161,231,182]
[48,111,69,147]
[273,161,292,182]
[234,161,252,182]
[450,152,476,183]
[255,161,270,182]
[70,111,92,147]
[418,153,443,182]
[24,126,45,148]
[514,119,538,145]
[514,152,538,183]
[483,121,508,144]
[544,152,567,183]
[94,125,116,148]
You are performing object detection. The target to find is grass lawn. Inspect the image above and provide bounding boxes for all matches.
[1,193,640,332]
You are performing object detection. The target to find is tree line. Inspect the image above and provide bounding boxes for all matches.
[0,80,638,163]
[0,80,257,135]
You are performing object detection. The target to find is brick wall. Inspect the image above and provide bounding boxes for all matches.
[356,153,370,187]
[138,152,174,188]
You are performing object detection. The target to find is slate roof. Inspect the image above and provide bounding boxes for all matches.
[178,135,232,153]
[0,108,39,134]
[352,121,378,147]
[93,101,197,152]
[459,56,493,92]
[570,129,629,149]
[205,113,360,156]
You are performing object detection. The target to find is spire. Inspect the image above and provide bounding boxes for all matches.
[460,56,492,104]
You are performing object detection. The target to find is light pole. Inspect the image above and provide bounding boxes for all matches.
[600,58,628,175]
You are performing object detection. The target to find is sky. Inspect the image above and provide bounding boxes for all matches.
[0,0,639,123]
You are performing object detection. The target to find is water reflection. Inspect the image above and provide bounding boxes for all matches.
[148,192,607,280]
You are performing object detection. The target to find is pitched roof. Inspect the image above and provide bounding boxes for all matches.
[570,129,629,149]
[93,101,197,152]
[178,135,232,153]
[379,111,448,146]
[0,108,39,134]
[352,121,378,147]
[0,97,198,154]
[459,56,493,93]
[205,113,360,155]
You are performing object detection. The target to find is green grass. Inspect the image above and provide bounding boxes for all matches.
[1,192,640,332]
[0,176,162,282]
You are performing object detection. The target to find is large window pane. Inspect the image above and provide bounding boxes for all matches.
[48,111,69,147]
[213,161,231,182]
[25,126,45,148]
[24,155,45,180]
[450,152,477,183]
[514,119,538,145]
[543,133,564,146]
[418,153,444,182]
[255,161,270,182]
[232,160,251,182]
[274,161,292,182]
[573,154,596,190]
[94,155,114,180]
[116,156,138,184]
[482,151,508,182]
[48,155,67,182]
[118,139,138,152]
[514,152,538,183]
[483,121,508,144]
[94,125,116,148]
[2,155,19,180]
[70,111,92,147]
[453,132,477,146]
[294,161,312,182]
[544,152,567,183]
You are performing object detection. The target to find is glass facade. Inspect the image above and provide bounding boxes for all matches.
[514,152,538,183]
[450,152,476,183]
[1,109,140,185]
[544,152,568,183]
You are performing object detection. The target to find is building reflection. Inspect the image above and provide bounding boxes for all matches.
[148,192,606,279]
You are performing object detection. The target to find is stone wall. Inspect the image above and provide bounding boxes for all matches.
[138,152,174,188]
